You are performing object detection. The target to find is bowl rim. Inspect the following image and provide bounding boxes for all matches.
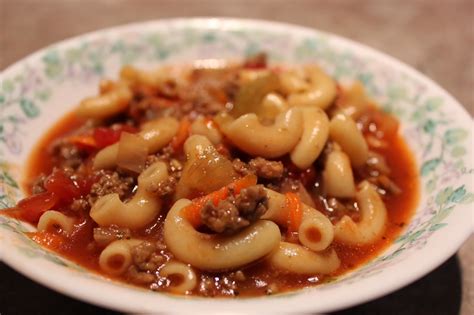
[0,17,473,314]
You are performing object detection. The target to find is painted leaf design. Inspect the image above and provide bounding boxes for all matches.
[423,119,436,134]
[451,146,466,157]
[420,158,441,176]
[424,97,442,111]
[448,185,467,203]
[435,187,454,205]
[444,128,468,145]
[20,99,40,118]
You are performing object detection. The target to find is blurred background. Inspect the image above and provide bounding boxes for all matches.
[0,0,472,314]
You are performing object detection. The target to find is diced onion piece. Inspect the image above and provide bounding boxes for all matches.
[178,147,237,197]
[116,132,148,173]
[231,72,279,117]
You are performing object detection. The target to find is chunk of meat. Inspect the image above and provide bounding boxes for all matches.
[87,170,135,205]
[93,225,131,247]
[31,174,47,194]
[126,240,168,285]
[201,185,268,234]
[147,176,177,196]
[249,157,284,179]
[50,141,87,169]
[131,241,165,272]
[232,158,252,177]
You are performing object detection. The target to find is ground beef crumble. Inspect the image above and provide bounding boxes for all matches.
[232,157,284,180]
[93,225,131,247]
[249,157,284,179]
[126,241,168,285]
[201,185,268,234]
[87,170,136,206]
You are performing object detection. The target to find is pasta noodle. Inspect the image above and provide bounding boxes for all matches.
[77,82,132,119]
[120,65,169,87]
[163,199,281,271]
[329,113,369,167]
[323,148,356,198]
[287,66,337,110]
[159,261,198,294]
[262,188,334,251]
[223,108,303,158]
[334,181,388,245]
[267,242,341,274]
[37,210,75,234]
[190,116,222,145]
[290,107,329,169]
[90,161,168,229]
[259,92,289,121]
[99,239,143,275]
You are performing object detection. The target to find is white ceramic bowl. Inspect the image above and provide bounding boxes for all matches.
[0,18,472,314]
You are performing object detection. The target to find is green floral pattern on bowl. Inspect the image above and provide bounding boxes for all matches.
[0,19,472,313]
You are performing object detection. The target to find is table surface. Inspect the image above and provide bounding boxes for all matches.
[0,0,472,314]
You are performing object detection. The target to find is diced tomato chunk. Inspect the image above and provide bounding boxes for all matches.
[44,170,82,203]
[93,125,138,148]
[18,192,59,222]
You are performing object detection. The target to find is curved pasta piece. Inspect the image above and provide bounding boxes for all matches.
[287,66,337,110]
[290,107,329,169]
[335,82,371,119]
[160,261,198,294]
[329,113,369,167]
[278,70,310,95]
[262,188,334,251]
[93,117,179,169]
[90,161,168,229]
[164,199,281,271]
[190,116,222,145]
[99,239,143,275]
[120,65,169,87]
[77,83,132,119]
[37,210,75,234]
[223,108,303,158]
[323,149,356,198]
[267,242,341,274]
[259,92,289,121]
[334,181,388,245]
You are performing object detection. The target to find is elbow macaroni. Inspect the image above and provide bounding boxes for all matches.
[268,242,341,274]
[223,107,303,158]
[90,161,169,229]
[37,210,75,234]
[160,261,198,294]
[323,148,356,198]
[93,117,179,169]
[99,239,143,275]
[287,66,337,110]
[262,188,334,252]
[334,181,388,245]
[290,107,329,169]
[164,199,281,271]
[190,116,222,145]
[329,113,369,167]
[77,82,132,119]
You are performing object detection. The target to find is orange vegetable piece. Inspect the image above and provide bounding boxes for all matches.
[171,117,191,151]
[182,174,257,227]
[286,192,302,235]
